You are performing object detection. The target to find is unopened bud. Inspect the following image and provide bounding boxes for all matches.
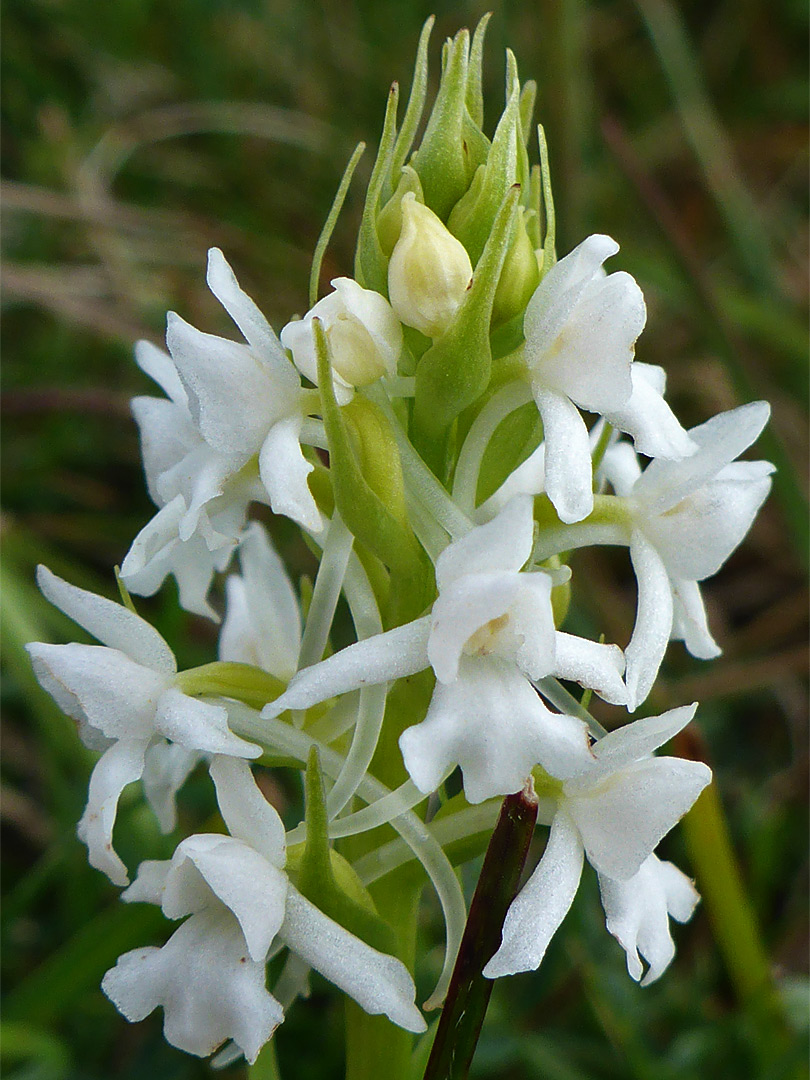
[491,209,541,328]
[281,278,401,402]
[387,192,473,339]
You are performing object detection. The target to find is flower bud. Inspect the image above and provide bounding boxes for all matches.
[281,278,402,403]
[387,193,473,339]
[491,209,541,328]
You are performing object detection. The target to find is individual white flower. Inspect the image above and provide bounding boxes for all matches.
[218,522,302,682]
[522,235,694,524]
[102,757,426,1063]
[592,401,774,709]
[280,278,402,404]
[263,497,628,803]
[598,853,700,985]
[387,193,473,338]
[121,248,322,617]
[26,567,260,885]
[483,705,710,978]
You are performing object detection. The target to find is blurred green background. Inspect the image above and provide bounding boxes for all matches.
[2,0,808,1077]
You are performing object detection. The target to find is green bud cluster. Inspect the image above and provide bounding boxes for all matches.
[352,16,556,478]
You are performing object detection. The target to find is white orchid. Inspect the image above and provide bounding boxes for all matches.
[121,248,322,618]
[102,757,426,1063]
[26,567,260,885]
[581,401,774,709]
[522,235,694,524]
[483,705,710,979]
[280,277,402,403]
[264,497,628,803]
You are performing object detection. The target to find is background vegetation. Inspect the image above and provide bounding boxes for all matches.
[2,1,807,1077]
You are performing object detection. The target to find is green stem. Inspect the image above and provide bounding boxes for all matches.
[422,780,539,1080]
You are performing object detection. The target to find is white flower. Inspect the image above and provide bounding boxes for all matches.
[597,401,774,709]
[523,235,693,524]
[121,248,321,617]
[280,278,402,403]
[219,522,302,682]
[599,853,700,985]
[264,498,628,803]
[483,705,710,978]
[26,567,260,885]
[102,757,426,1063]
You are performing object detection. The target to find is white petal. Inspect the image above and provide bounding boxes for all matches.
[567,757,712,880]
[102,908,283,1063]
[588,704,698,774]
[599,854,699,985]
[533,389,594,524]
[135,339,188,407]
[131,395,199,507]
[219,522,301,680]
[35,566,175,674]
[166,312,287,457]
[122,858,171,905]
[483,811,584,977]
[476,442,545,521]
[642,465,774,581]
[399,658,591,803]
[154,688,261,758]
[624,531,674,712]
[264,616,431,716]
[599,441,642,498]
[142,741,201,834]
[552,632,627,706]
[280,885,426,1033]
[603,365,696,460]
[165,834,287,961]
[435,495,535,587]
[633,401,771,513]
[509,573,557,680]
[671,579,721,659]
[258,417,322,533]
[428,572,520,683]
[209,755,286,868]
[77,739,148,886]
[332,276,402,375]
[207,248,296,384]
[27,643,167,740]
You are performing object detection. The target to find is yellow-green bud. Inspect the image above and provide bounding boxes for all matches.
[281,278,402,403]
[491,209,541,328]
[387,192,473,338]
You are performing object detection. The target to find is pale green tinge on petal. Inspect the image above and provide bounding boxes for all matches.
[280,885,426,1033]
[153,688,261,759]
[598,854,700,985]
[102,909,284,1063]
[483,811,584,977]
[209,755,286,868]
[35,565,176,674]
[567,756,712,881]
[78,739,149,886]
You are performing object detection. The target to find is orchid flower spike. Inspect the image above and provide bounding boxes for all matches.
[264,498,628,803]
[483,704,710,979]
[26,567,260,885]
[102,757,426,1063]
[121,249,322,618]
